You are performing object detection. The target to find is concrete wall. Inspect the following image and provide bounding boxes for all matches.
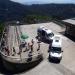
[1,54,43,72]
[65,25,75,37]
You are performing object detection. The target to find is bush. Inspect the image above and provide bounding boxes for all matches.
[0,23,4,34]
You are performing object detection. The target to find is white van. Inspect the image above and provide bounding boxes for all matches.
[37,26,54,41]
[49,35,63,62]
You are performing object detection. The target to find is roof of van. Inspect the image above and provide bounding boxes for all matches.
[45,29,52,34]
[52,35,62,47]
[38,26,52,34]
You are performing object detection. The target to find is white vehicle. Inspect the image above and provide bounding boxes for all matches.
[49,35,63,62]
[37,26,54,41]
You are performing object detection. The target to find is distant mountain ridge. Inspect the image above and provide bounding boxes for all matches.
[28,4,75,19]
[0,0,75,22]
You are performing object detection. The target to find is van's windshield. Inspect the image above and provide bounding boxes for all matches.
[51,47,61,52]
[47,33,54,37]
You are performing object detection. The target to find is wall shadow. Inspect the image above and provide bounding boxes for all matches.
[0,55,12,75]
[59,31,75,42]
[0,55,43,75]
[36,36,52,44]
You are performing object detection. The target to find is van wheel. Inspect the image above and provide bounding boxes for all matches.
[58,60,61,63]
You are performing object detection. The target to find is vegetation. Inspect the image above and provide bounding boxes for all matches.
[0,23,4,39]
[23,15,52,23]
[0,23,4,34]
[0,0,75,22]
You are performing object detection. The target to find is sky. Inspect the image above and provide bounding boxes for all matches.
[11,0,75,4]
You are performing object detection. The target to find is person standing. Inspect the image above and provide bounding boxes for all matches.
[13,47,16,55]
[28,43,30,50]
[23,42,28,52]
[5,46,9,56]
[29,42,33,52]
[31,39,34,45]
[37,41,40,51]
[31,43,33,52]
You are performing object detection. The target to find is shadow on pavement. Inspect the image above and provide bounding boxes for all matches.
[0,55,13,75]
[36,36,52,44]
[48,57,60,64]
[59,31,75,42]
[0,55,43,75]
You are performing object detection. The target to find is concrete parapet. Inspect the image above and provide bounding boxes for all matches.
[1,52,43,72]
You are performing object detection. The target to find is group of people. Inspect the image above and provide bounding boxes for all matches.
[1,35,10,56]
[18,39,41,55]
[27,39,41,52]
[1,38,41,56]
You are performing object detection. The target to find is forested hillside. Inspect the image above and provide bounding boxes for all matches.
[0,0,75,22]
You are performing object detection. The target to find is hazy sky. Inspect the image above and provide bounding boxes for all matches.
[11,0,75,4]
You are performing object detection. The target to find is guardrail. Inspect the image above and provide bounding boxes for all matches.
[53,20,66,27]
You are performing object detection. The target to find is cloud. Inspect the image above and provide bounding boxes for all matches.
[11,0,75,4]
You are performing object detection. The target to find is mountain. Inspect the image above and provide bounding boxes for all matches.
[0,0,31,21]
[0,0,75,22]
[28,4,75,19]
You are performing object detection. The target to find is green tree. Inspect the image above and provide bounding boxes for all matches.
[0,23,4,34]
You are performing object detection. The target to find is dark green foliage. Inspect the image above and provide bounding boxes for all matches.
[23,15,52,23]
[0,23,4,34]
[0,0,75,21]
[28,4,75,20]
[0,0,31,21]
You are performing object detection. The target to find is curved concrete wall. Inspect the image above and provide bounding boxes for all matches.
[1,53,43,72]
